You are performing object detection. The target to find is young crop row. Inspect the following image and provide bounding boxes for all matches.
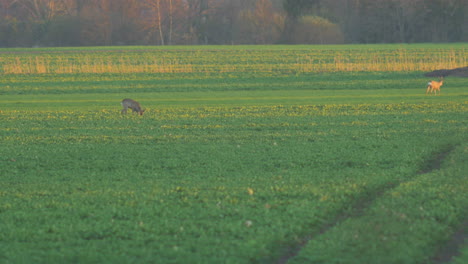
[1,100,466,263]
[2,102,466,120]
[1,45,467,263]
[1,45,466,74]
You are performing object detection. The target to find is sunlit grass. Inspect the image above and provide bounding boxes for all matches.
[1,44,466,74]
[0,45,467,263]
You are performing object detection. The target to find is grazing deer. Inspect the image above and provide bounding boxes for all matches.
[121,98,145,115]
[426,77,443,95]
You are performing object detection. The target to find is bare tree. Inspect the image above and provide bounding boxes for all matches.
[236,0,284,44]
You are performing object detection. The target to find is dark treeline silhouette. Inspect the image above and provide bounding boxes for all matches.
[0,0,466,47]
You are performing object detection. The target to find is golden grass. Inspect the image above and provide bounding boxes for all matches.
[1,46,466,74]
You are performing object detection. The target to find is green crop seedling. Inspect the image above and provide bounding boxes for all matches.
[0,44,466,263]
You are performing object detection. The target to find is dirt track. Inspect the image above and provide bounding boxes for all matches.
[425,66,468,77]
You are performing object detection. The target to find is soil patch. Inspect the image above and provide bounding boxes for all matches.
[424,66,468,78]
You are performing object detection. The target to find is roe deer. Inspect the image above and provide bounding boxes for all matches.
[426,77,443,95]
[121,98,145,115]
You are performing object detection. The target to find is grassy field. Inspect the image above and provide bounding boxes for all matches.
[0,44,467,263]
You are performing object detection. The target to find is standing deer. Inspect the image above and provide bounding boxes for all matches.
[426,77,443,95]
[121,98,145,115]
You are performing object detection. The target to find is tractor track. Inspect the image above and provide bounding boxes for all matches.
[432,219,467,264]
[275,144,460,264]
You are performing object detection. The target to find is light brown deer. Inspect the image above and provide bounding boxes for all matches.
[426,77,443,95]
[121,98,145,115]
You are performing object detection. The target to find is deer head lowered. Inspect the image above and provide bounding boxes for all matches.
[121,98,145,115]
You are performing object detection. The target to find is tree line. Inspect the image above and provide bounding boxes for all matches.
[1,0,467,47]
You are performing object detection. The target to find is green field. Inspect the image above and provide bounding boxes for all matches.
[0,45,467,263]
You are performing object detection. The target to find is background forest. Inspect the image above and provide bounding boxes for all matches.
[0,0,467,47]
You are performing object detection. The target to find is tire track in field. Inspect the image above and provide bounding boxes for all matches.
[275,144,459,264]
[427,145,467,264]
[275,182,398,264]
[417,145,455,175]
[432,219,467,264]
